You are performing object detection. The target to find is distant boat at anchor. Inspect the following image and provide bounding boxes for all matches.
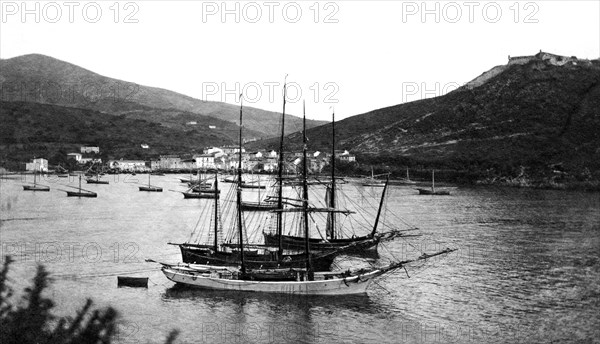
[416,170,450,195]
[22,170,50,192]
[65,175,97,197]
[361,167,386,187]
[139,173,163,192]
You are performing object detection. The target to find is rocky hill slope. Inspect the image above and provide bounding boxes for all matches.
[252,52,600,187]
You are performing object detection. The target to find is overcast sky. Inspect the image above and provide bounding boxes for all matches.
[1,1,599,121]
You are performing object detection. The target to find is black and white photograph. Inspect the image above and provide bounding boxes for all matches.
[1,1,599,343]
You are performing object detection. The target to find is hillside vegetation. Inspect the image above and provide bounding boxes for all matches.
[0,101,238,169]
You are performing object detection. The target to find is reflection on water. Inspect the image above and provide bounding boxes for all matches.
[1,175,599,343]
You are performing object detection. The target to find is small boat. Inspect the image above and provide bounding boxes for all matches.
[416,170,450,195]
[362,167,386,187]
[66,175,97,197]
[240,184,266,189]
[23,185,50,191]
[139,186,163,192]
[182,191,215,199]
[86,173,109,184]
[223,177,244,184]
[394,168,417,185]
[23,170,50,192]
[190,184,218,193]
[139,174,163,192]
[117,276,148,288]
[240,201,278,211]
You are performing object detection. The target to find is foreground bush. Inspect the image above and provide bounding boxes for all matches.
[0,256,178,344]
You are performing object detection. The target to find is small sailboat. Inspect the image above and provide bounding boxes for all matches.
[362,167,386,187]
[396,167,417,185]
[66,175,97,197]
[182,176,220,198]
[55,164,69,178]
[139,173,163,192]
[86,171,109,184]
[22,170,50,191]
[240,176,277,210]
[416,170,450,195]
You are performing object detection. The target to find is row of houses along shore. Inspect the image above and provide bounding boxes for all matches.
[24,146,357,173]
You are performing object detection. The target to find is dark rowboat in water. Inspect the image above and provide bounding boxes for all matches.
[117,276,148,288]
[139,186,163,192]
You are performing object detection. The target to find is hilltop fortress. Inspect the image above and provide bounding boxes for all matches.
[508,50,593,67]
[465,51,597,90]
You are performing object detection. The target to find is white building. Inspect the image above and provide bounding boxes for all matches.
[67,153,82,162]
[108,159,147,172]
[25,158,48,172]
[194,154,216,169]
[80,146,100,154]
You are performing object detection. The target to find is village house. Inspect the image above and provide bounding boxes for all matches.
[335,150,356,163]
[67,153,82,162]
[180,159,197,170]
[158,155,181,170]
[203,147,226,158]
[221,146,245,155]
[79,157,102,165]
[25,158,48,172]
[194,153,217,169]
[80,146,100,154]
[107,159,147,172]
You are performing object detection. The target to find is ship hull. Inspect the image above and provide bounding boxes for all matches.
[263,232,379,253]
[139,186,163,192]
[416,188,450,195]
[66,191,97,197]
[23,185,50,191]
[182,192,215,199]
[179,245,334,271]
[162,266,381,295]
[86,179,109,184]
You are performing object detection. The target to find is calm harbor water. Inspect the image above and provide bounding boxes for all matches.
[1,174,598,343]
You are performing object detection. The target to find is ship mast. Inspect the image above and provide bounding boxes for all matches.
[302,101,313,280]
[213,170,219,252]
[237,94,246,275]
[276,75,287,259]
[370,174,390,237]
[326,108,336,239]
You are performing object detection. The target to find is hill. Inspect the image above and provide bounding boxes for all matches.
[0,101,242,169]
[250,52,600,188]
[0,54,325,138]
